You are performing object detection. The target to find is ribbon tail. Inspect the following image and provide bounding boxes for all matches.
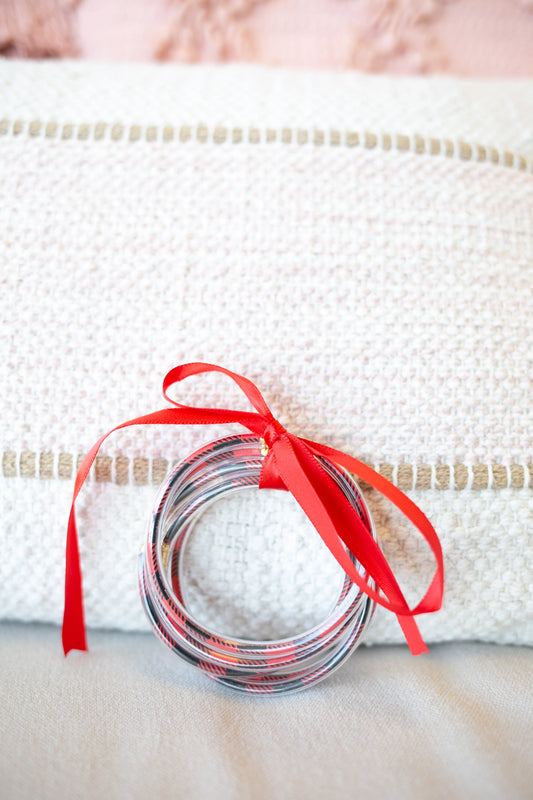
[62,507,87,655]
[302,438,445,616]
[395,616,428,656]
[268,436,429,655]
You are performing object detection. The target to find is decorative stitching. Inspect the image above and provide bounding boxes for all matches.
[0,118,531,173]
[2,450,531,489]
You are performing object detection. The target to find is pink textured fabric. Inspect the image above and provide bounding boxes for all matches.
[1,0,533,75]
[0,0,79,57]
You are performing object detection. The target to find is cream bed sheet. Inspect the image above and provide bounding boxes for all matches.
[1,622,531,800]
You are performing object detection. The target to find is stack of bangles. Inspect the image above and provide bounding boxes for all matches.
[139,433,378,695]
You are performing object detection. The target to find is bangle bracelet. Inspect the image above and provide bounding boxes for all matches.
[139,433,378,694]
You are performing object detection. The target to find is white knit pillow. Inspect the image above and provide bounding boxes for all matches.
[0,60,532,646]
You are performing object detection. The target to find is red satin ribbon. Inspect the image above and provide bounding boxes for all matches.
[63,362,444,657]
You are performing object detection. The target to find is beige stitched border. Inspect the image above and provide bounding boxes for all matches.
[0,118,531,173]
[2,451,532,490]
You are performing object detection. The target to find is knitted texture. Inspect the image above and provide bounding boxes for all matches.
[0,60,532,645]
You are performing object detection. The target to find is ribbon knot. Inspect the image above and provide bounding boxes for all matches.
[259,418,290,491]
[262,417,287,451]
[62,362,444,658]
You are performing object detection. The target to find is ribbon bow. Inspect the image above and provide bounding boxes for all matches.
[63,363,444,656]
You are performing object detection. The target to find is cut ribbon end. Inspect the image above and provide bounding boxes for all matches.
[62,625,88,657]
[63,507,88,656]
[397,614,429,656]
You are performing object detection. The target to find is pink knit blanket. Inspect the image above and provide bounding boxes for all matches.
[1,0,533,76]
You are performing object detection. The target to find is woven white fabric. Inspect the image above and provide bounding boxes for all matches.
[0,60,532,645]
[1,478,532,644]
[3,59,533,158]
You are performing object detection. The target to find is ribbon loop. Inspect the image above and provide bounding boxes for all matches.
[63,362,444,658]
